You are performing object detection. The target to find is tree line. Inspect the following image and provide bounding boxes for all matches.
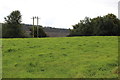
[2,10,47,38]
[2,10,120,38]
[69,14,120,36]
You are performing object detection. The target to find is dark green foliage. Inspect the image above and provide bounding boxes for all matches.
[2,10,26,38]
[69,14,120,36]
[30,25,47,37]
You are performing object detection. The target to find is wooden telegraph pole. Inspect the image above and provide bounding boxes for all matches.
[118,1,120,20]
[32,16,40,38]
[37,17,40,38]
[32,17,35,38]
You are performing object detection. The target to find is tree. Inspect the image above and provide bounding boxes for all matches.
[30,25,47,37]
[69,14,120,36]
[2,10,25,38]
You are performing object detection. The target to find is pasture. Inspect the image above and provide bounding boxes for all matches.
[2,36,118,78]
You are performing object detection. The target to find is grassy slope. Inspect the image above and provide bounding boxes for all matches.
[2,36,118,78]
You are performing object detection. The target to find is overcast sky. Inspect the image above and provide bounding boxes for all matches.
[0,0,119,29]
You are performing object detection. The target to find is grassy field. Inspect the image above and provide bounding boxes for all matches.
[2,36,118,78]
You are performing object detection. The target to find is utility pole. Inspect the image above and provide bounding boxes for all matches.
[31,16,40,38]
[118,1,120,19]
[37,17,40,38]
[32,17,35,38]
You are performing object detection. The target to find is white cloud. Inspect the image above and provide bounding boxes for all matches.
[0,0,119,28]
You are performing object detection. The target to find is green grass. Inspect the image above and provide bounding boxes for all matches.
[2,36,118,78]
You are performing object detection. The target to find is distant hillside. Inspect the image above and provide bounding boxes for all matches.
[43,27,70,37]
[1,23,70,37]
[23,24,70,37]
